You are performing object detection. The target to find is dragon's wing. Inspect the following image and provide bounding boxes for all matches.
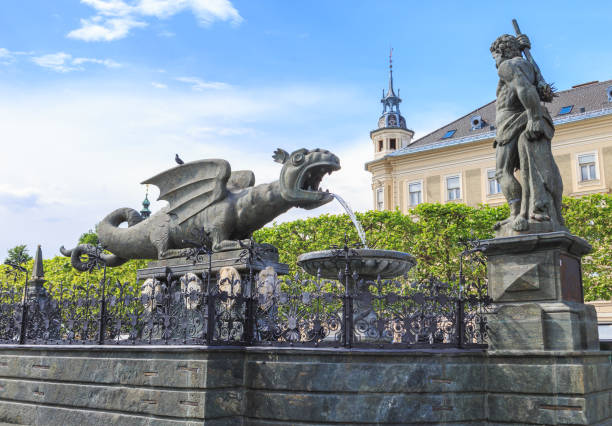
[227,170,255,191]
[142,159,231,224]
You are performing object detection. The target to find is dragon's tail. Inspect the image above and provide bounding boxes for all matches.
[60,244,128,272]
[61,207,147,271]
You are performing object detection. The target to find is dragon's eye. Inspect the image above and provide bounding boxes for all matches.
[292,153,305,166]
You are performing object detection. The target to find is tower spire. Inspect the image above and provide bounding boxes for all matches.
[377,49,406,130]
[387,47,395,98]
[381,48,401,114]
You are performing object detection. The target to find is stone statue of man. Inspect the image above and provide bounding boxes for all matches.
[491,33,565,234]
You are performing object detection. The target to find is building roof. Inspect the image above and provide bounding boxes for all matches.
[386,79,612,158]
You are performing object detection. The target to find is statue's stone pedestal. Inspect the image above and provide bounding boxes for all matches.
[136,243,289,282]
[482,231,600,351]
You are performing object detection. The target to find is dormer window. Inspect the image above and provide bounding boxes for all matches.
[442,129,456,139]
[607,86,612,102]
[470,115,483,130]
[559,105,573,115]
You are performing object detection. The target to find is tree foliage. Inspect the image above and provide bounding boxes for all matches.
[562,194,612,301]
[0,257,149,303]
[78,229,99,246]
[4,245,32,265]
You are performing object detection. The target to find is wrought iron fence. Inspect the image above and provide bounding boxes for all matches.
[0,241,491,349]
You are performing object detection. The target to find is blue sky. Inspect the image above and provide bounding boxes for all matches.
[1,0,611,259]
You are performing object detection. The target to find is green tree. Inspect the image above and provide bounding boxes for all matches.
[4,244,32,265]
[562,194,612,300]
[79,229,99,245]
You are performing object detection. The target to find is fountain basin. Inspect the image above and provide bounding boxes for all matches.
[297,249,416,280]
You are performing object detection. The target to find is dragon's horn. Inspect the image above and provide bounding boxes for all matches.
[273,148,289,164]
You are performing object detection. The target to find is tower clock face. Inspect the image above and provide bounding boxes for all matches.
[388,114,397,126]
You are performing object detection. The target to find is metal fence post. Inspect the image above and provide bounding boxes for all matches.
[206,252,215,345]
[18,291,28,345]
[343,261,352,348]
[244,265,254,346]
[455,298,465,348]
[97,274,107,345]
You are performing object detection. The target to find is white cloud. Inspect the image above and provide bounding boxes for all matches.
[0,186,45,210]
[151,81,167,89]
[81,0,133,16]
[157,29,175,38]
[31,52,121,72]
[68,16,147,42]
[0,48,32,65]
[176,76,230,91]
[72,57,122,68]
[0,48,14,64]
[68,0,242,42]
[31,52,77,72]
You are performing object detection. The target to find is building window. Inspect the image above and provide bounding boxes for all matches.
[487,169,501,195]
[578,153,597,181]
[442,129,456,139]
[376,188,384,210]
[559,105,573,115]
[390,138,396,150]
[408,181,422,206]
[378,140,383,151]
[470,115,483,130]
[447,175,461,200]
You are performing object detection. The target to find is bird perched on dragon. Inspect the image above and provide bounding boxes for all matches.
[61,148,340,271]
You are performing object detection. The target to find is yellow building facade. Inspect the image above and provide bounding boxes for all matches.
[365,80,612,212]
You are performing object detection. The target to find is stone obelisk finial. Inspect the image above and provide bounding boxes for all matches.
[27,245,46,299]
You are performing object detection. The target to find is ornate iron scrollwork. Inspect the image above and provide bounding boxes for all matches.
[0,239,491,348]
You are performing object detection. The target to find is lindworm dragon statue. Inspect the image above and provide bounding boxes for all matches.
[61,148,340,271]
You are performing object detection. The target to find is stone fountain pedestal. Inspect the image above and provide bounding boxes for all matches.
[482,231,599,351]
[297,248,416,343]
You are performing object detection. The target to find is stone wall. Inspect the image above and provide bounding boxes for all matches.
[0,345,609,425]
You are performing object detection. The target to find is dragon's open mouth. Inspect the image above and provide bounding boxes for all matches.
[297,162,340,194]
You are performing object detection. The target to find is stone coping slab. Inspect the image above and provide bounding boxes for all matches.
[482,231,592,256]
[0,344,487,356]
[1,344,610,357]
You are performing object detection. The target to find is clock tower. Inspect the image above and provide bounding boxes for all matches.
[370,50,414,160]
